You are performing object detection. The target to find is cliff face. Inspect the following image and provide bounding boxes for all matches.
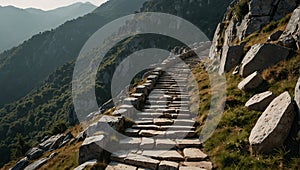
[209,0,300,74]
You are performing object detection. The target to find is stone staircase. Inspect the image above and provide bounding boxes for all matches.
[105,60,213,170]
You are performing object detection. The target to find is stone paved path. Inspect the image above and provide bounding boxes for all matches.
[105,60,213,170]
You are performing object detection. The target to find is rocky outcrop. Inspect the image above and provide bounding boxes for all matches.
[78,135,108,164]
[38,134,65,151]
[245,91,276,111]
[240,43,290,77]
[249,92,295,153]
[209,0,298,70]
[25,147,44,160]
[238,71,263,91]
[86,115,125,136]
[10,157,29,170]
[219,44,244,74]
[279,5,300,49]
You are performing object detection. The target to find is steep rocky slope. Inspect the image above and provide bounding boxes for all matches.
[0,0,232,168]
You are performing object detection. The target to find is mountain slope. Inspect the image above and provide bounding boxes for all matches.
[0,0,233,168]
[0,0,147,108]
[0,2,97,53]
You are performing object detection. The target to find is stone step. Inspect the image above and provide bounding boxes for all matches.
[142,150,184,162]
[175,139,202,149]
[106,162,137,170]
[183,148,208,161]
[153,118,174,126]
[155,139,176,149]
[124,153,160,169]
[181,161,213,170]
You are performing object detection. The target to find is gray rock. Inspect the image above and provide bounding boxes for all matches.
[295,77,300,115]
[183,148,207,161]
[238,71,263,91]
[74,159,98,170]
[10,157,29,170]
[219,45,244,74]
[24,157,49,170]
[25,147,44,160]
[39,134,65,151]
[240,43,290,77]
[78,135,107,164]
[75,131,87,142]
[125,153,160,169]
[237,14,270,40]
[245,91,276,111]
[267,30,283,42]
[249,92,295,153]
[279,5,300,50]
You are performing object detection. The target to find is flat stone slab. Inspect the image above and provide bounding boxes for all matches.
[155,139,176,149]
[160,125,195,131]
[125,129,140,137]
[119,137,141,149]
[176,139,202,149]
[158,161,179,170]
[181,161,213,170]
[134,120,153,125]
[141,137,155,149]
[183,148,207,161]
[165,131,196,138]
[153,118,174,126]
[174,119,196,126]
[139,130,165,137]
[132,125,161,130]
[106,162,137,170]
[125,153,160,169]
[75,159,98,170]
[142,150,184,161]
[245,91,276,111]
[111,150,132,162]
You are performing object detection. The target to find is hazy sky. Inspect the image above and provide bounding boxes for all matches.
[0,0,108,10]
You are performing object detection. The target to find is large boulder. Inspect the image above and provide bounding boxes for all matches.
[219,44,244,74]
[238,71,263,91]
[249,92,295,153]
[78,135,108,164]
[245,91,276,111]
[10,157,29,170]
[240,43,290,77]
[25,147,44,160]
[279,5,300,50]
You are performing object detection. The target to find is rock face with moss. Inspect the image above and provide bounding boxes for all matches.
[249,92,295,153]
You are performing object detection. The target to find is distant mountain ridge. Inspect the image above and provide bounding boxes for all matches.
[0,2,97,53]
